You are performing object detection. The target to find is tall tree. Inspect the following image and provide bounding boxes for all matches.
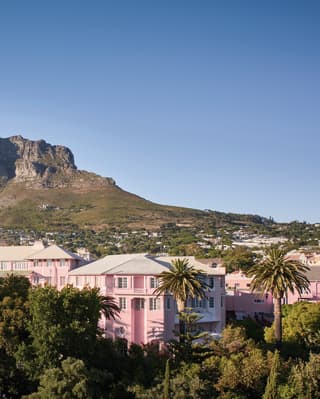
[247,247,310,349]
[17,285,119,379]
[154,258,207,340]
[163,359,170,399]
[263,350,281,399]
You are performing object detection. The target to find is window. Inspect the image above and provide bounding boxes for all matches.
[150,277,159,288]
[14,262,27,270]
[0,262,7,271]
[117,277,128,288]
[221,296,224,307]
[84,275,90,285]
[135,298,145,310]
[94,276,99,287]
[60,276,65,286]
[209,297,214,308]
[60,259,66,267]
[220,278,224,288]
[190,297,200,308]
[253,299,264,304]
[47,259,52,267]
[166,297,171,310]
[75,276,81,286]
[119,297,127,310]
[208,277,215,289]
[115,326,126,337]
[149,298,160,311]
[34,260,39,267]
[33,276,40,284]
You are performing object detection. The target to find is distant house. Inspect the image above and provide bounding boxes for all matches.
[225,271,274,321]
[68,254,226,344]
[226,263,320,321]
[286,266,320,304]
[0,242,84,288]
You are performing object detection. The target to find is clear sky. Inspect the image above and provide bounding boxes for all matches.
[0,1,319,223]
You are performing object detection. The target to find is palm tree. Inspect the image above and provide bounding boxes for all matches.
[99,295,120,321]
[247,247,310,349]
[154,258,207,340]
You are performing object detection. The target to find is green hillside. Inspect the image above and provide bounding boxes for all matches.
[0,179,269,232]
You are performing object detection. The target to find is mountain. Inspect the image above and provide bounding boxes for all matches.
[0,135,268,231]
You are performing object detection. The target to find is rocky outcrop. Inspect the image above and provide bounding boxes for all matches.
[0,135,115,189]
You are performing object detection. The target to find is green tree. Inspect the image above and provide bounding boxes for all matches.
[0,275,30,355]
[287,354,320,399]
[265,302,320,355]
[25,357,92,399]
[247,247,310,348]
[154,258,207,340]
[222,246,256,273]
[163,359,170,399]
[17,285,119,379]
[263,350,281,399]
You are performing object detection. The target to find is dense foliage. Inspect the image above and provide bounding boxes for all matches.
[0,275,320,398]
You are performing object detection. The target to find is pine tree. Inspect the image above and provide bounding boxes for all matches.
[263,350,281,399]
[163,359,170,399]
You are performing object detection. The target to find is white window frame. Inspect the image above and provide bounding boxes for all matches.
[149,297,160,311]
[150,277,159,289]
[119,297,127,310]
[117,277,128,288]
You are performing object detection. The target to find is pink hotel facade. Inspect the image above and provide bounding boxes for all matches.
[0,244,226,344]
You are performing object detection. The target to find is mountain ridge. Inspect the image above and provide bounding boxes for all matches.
[0,135,270,231]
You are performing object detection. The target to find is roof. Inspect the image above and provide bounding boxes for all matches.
[156,256,226,275]
[27,245,83,260]
[69,254,226,276]
[69,254,170,276]
[0,244,44,261]
[306,266,320,281]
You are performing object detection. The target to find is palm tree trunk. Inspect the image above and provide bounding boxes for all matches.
[274,297,282,349]
[177,300,186,343]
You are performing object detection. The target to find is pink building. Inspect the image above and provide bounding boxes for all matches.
[0,245,226,345]
[0,242,84,287]
[226,265,320,320]
[286,266,320,304]
[226,271,274,321]
[68,254,226,344]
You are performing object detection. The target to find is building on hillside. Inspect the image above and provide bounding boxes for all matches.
[226,264,320,321]
[286,266,320,304]
[0,242,84,288]
[225,271,274,321]
[68,254,226,345]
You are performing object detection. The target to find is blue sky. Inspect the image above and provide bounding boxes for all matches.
[0,1,319,223]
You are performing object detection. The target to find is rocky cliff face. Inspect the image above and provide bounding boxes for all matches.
[0,135,115,189]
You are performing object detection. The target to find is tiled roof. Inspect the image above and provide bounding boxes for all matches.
[27,245,83,260]
[69,254,170,276]
[306,266,320,281]
[0,245,41,261]
[69,254,226,277]
[156,256,226,275]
